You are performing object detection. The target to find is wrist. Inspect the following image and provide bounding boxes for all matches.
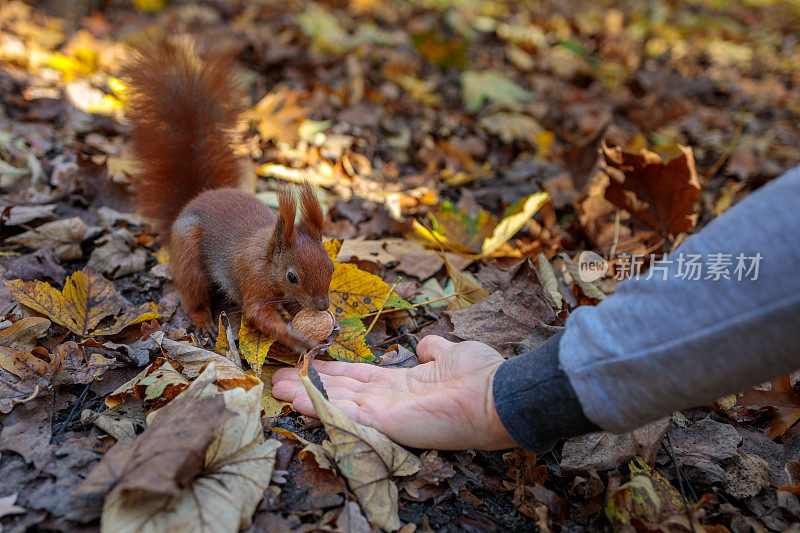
[482,363,517,450]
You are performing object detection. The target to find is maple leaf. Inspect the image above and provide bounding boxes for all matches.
[602,142,700,235]
[4,268,167,337]
[737,375,800,438]
[245,89,308,144]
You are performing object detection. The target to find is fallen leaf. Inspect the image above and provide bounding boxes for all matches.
[536,253,563,308]
[259,364,291,418]
[5,268,166,337]
[479,112,543,143]
[602,142,700,235]
[665,417,742,486]
[0,344,62,414]
[151,331,259,392]
[738,375,800,438]
[245,89,308,144]
[104,358,189,410]
[81,400,147,441]
[461,71,532,112]
[239,317,277,375]
[300,374,420,530]
[0,204,56,226]
[444,257,489,311]
[329,262,412,318]
[480,192,549,258]
[399,450,455,500]
[0,317,51,351]
[79,364,280,532]
[413,201,497,255]
[606,457,686,528]
[6,217,90,261]
[560,418,669,475]
[87,228,147,279]
[0,396,53,469]
[0,494,26,521]
[53,341,114,385]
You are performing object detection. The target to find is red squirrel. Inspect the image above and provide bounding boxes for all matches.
[125,41,334,351]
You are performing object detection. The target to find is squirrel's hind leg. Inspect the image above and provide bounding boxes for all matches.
[171,216,215,335]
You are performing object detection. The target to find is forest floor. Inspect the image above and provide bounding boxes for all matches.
[1,0,800,531]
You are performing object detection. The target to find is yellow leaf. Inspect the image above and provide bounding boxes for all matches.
[245,89,307,144]
[329,262,411,318]
[239,318,277,376]
[132,0,166,12]
[4,269,168,338]
[413,202,497,255]
[480,192,549,258]
[6,269,117,336]
[535,130,556,160]
[328,315,374,363]
[0,317,51,350]
[45,49,98,81]
[260,364,292,418]
[300,374,420,530]
[444,257,489,311]
[325,239,342,261]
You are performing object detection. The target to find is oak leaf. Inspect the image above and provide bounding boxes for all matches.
[5,268,166,337]
[300,374,420,531]
[602,142,700,235]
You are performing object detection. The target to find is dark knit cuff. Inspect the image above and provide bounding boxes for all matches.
[493,332,599,453]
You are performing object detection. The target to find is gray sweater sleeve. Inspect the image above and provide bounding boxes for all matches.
[493,166,800,451]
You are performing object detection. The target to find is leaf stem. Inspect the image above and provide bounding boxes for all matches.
[363,279,402,336]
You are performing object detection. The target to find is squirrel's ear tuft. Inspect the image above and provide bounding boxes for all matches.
[268,187,296,254]
[298,181,324,241]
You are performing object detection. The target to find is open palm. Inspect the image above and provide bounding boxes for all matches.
[271,336,516,450]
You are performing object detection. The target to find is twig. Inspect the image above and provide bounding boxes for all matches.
[704,109,745,180]
[661,433,697,533]
[363,279,402,336]
[53,381,92,437]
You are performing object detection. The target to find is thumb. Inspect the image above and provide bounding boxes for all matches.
[416,335,456,363]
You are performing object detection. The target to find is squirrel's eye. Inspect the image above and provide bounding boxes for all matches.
[287,271,299,284]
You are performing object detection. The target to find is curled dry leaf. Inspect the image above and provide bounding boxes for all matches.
[53,341,115,385]
[0,344,61,414]
[104,358,189,410]
[151,331,261,391]
[87,228,147,279]
[0,316,51,351]
[79,363,281,533]
[737,375,800,439]
[300,374,420,531]
[4,268,166,337]
[6,216,89,261]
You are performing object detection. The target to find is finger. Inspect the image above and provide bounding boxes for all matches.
[271,377,304,401]
[272,366,301,385]
[416,335,457,363]
[292,393,363,422]
[310,359,389,382]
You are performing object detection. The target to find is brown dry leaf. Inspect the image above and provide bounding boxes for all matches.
[444,256,489,311]
[87,229,147,279]
[104,358,189,410]
[246,89,308,144]
[0,344,62,414]
[559,418,670,475]
[82,400,147,442]
[6,217,89,261]
[79,363,280,532]
[0,494,26,521]
[737,375,800,438]
[53,341,115,385]
[602,142,700,235]
[151,331,259,391]
[300,374,420,531]
[399,450,455,500]
[5,268,166,337]
[446,260,558,355]
[0,317,51,351]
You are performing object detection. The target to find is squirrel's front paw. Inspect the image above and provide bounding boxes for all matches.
[285,327,317,354]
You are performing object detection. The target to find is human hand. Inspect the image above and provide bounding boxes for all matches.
[271,336,516,450]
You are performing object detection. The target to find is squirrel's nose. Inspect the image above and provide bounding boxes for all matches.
[314,296,330,311]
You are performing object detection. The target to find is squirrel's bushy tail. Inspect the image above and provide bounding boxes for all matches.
[126,39,244,238]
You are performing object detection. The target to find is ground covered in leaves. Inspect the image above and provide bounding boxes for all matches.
[2,0,800,531]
